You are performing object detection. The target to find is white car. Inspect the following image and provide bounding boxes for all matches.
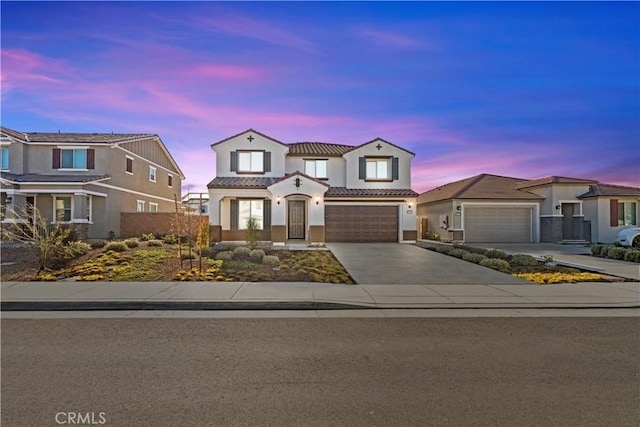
[617,227,640,247]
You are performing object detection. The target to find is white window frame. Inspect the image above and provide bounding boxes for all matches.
[85,195,93,223]
[238,151,264,173]
[60,148,88,170]
[1,147,9,170]
[125,156,134,175]
[238,199,264,230]
[304,159,328,179]
[53,195,73,223]
[136,200,145,212]
[149,202,159,213]
[149,166,157,183]
[167,174,173,188]
[366,158,391,180]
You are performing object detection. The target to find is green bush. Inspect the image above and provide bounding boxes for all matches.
[181,252,196,260]
[249,249,265,262]
[215,251,233,261]
[125,238,139,248]
[462,253,488,264]
[598,246,610,258]
[162,234,178,244]
[607,247,627,260]
[623,250,640,263]
[510,254,539,267]
[436,246,453,255]
[591,244,604,256]
[245,218,260,249]
[89,239,107,249]
[466,247,489,255]
[147,239,163,247]
[233,246,251,257]
[485,249,508,259]
[49,240,93,268]
[448,248,468,258]
[479,258,511,273]
[103,241,128,252]
[140,233,155,241]
[263,255,280,266]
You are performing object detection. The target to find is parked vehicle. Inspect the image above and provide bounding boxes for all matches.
[617,227,640,247]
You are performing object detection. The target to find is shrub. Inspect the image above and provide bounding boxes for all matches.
[591,244,604,256]
[466,247,488,255]
[162,234,178,244]
[215,251,233,261]
[263,255,280,266]
[598,246,610,258]
[181,252,196,260]
[485,249,508,260]
[514,272,604,284]
[140,233,155,241]
[607,247,627,260]
[462,253,488,264]
[233,246,251,257]
[623,250,640,263]
[90,239,107,249]
[249,249,265,262]
[147,239,163,247]
[49,241,93,269]
[448,248,468,258]
[479,258,511,273]
[103,241,128,252]
[510,254,539,267]
[125,238,139,248]
[436,246,453,255]
[245,217,260,249]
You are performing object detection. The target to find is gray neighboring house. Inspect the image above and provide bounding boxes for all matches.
[417,174,640,244]
[0,126,185,239]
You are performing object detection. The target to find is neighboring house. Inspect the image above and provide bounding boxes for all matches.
[182,192,209,214]
[417,174,639,244]
[207,129,417,244]
[0,126,184,239]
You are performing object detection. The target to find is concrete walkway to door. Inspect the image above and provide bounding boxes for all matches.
[326,243,529,285]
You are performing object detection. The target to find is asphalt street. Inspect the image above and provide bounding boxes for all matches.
[2,318,639,427]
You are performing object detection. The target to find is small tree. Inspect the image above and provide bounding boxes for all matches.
[245,217,259,249]
[1,205,71,272]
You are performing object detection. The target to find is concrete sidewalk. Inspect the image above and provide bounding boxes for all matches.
[2,280,639,310]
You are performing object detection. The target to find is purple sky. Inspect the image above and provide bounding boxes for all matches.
[2,1,639,193]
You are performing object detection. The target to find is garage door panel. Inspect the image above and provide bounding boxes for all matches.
[325,205,398,243]
[465,207,532,243]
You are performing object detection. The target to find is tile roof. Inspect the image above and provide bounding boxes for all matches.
[207,176,280,189]
[513,176,597,189]
[578,183,640,198]
[418,174,543,205]
[211,129,288,147]
[268,171,330,187]
[349,137,415,156]
[287,142,354,157]
[0,126,155,144]
[325,187,418,197]
[0,173,110,184]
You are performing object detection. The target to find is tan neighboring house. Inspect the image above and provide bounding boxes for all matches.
[417,174,639,244]
[208,129,418,244]
[0,126,184,239]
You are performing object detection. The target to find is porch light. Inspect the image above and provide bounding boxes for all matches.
[276,195,281,205]
[555,204,561,210]
[315,196,320,205]
[407,200,413,209]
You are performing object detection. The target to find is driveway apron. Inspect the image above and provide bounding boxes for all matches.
[326,243,528,285]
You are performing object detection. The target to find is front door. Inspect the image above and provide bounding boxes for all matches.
[562,203,576,240]
[288,200,305,239]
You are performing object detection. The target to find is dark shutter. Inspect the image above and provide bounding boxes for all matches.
[230,151,238,172]
[53,149,61,168]
[358,157,366,180]
[230,199,238,230]
[87,149,95,169]
[264,152,271,172]
[168,175,173,187]
[391,157,399,180]
[264,199,271,229]
[126,157,133,173]
[610,199,618,227]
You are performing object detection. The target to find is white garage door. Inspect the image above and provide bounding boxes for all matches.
[464,206,533,243]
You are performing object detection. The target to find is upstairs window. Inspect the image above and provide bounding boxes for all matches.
[53,148,94,169]
[149,202,159,213]
[305,159,328,179]
[366,158,389,180]
[230,151,270,173]
[137,200,145,212]
[359,156,399,181]
[1,148,8,169]
[126,156,133,174]
[149,166,157,182]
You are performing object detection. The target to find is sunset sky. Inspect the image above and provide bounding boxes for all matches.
[1,1,638,193]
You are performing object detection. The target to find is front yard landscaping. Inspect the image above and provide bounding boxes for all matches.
[423,244,614,284]
[0,239,354,284]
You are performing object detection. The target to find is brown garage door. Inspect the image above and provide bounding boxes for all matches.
[465,206,533,243]
[325,205,398,242]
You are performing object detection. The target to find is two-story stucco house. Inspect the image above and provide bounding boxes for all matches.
[207,129,417,244]
[0,126,184,239]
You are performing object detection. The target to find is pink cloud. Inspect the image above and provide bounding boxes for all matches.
[1,49,70,91]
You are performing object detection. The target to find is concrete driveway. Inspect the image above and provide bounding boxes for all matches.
[326,243,529,285]
[470,243,640,281]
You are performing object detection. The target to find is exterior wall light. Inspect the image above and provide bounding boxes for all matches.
[276,195,281,205]
[315,196,320,205]
[555,204,561,210]
[407,200,413,209]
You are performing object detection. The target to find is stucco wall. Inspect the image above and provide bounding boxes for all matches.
[285,156,346,187]
[342,139,413,190]
[212,132,289,177]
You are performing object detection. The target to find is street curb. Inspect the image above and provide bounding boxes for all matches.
[2,301,639,311]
